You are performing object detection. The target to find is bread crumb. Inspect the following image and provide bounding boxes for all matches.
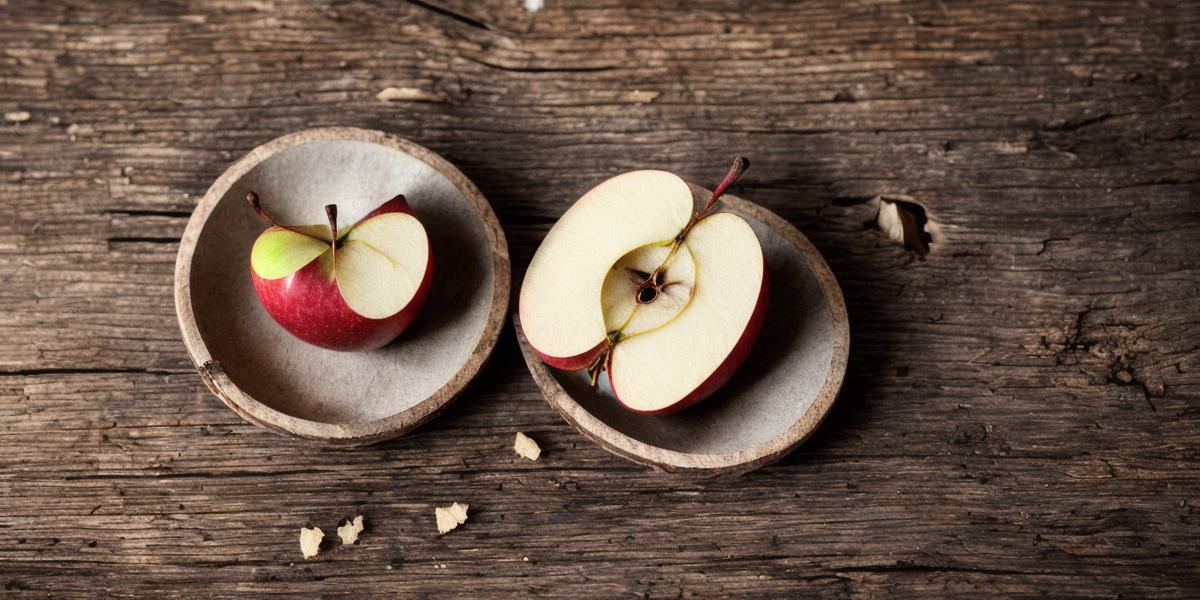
[299,527,324,559]
[435,502,469,534]
[337,515,364,545]
[4,111,31,122]
[513,432,541,461]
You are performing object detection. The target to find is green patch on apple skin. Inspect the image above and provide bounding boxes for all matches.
[250,229,330,279]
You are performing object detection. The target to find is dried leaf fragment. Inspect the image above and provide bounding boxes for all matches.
[435,502,469,534]
[337,515,364,545]
[299,527,324,559]
[513,432,542,461]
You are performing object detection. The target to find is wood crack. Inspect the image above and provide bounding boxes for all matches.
[0,367,187,377]
[106,236,180,245]
[403,0,492,31]
[101,209,192,218]
[462,55,618,74]
[836,563,1068,577]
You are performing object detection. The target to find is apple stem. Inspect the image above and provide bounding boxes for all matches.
[632,157,750,306]
[246,191,281,228]
[246,191,313,238]
[586,333,620,388]
[325,204,338,273]
[673,156,749,245]
[699,156,750,222]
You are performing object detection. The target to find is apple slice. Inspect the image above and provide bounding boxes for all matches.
[335,212,431,319]
[248,193,433,352]
[519,158,768,414]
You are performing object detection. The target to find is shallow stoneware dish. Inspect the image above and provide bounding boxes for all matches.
[175,127,509,444]
[516,185,848,475]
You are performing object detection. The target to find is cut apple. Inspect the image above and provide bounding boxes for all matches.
[247,193,433,352]
[519,158,768,414]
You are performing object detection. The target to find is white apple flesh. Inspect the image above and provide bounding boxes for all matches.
[519,159,768,414]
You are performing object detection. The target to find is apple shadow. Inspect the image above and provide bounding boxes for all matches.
[380,198,486,348]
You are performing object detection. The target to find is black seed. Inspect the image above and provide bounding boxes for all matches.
[637,287,658,303]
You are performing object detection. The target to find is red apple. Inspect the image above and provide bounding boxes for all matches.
[247,192,433,352]
[519,158,769,414]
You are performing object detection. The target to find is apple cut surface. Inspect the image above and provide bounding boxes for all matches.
[336,212,430,319]
[519,170,694,364]
[609,212,766,413]
[250,228,330,280]
[601,241,696,336]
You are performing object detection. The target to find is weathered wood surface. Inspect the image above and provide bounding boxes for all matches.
[1,1,1198,597]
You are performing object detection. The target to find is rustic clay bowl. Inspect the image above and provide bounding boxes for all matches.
[175,127,509,444]
[516,186,848,475]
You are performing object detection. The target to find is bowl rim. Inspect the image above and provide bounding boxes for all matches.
[515,193,849,475]
[174,126,511,444]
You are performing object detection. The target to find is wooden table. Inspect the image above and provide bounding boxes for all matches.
[2,1,1198,597]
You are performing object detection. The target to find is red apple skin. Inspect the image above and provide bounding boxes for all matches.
[250,195,433,352]
[611,265,770,415]
[534,339,607,372]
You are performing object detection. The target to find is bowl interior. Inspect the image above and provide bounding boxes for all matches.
[546,193,837,456]
[189,138,495,425]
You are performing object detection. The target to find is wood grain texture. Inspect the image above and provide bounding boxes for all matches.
[1,0,1197,597]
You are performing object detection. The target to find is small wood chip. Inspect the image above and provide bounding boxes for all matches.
[337,515,364,545]
[435,502,469,534]
[513,432,542,461]
[299,527,324,559]
[874,195,933,256]
[4,111,31,122]
[376,86,446,103]
[621,90,660,104]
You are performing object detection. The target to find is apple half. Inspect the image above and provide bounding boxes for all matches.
[247,192,433,352]
[519,158,768,414]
